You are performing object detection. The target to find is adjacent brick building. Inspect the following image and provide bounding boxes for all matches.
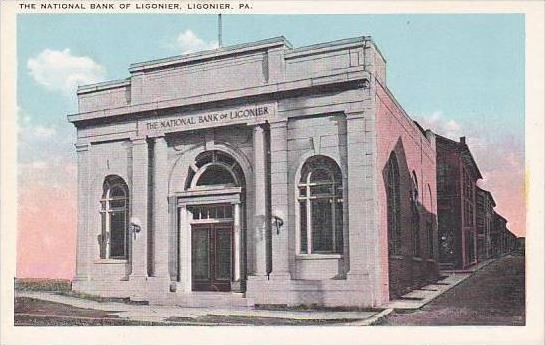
[476,187,495,260]
[491,212,517,257]
[435,135,482,270]
[68,36,439,307]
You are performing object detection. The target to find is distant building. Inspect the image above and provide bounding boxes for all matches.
[516,236,525,254]
[68,36,439,307]
[476,187,495,260]
[492,212,508,257]
[435,135,482,269]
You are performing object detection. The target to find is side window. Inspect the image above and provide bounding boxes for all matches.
[411,170,420,257]
[298,156,343,254]
[386,152,401,256]
[100,176,129,259]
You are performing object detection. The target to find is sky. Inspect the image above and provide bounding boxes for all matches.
[16,14,525,279]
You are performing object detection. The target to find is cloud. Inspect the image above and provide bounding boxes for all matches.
[173,30,218,54]
[33,125,57,139]
[17,107,59,141]
[414,111,525,236]
[27,48,106,95]
[414,111,463,140]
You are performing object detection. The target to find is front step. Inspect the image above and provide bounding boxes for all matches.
[161,292,255,308]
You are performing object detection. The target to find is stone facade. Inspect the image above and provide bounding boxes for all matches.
[68,36,438,307]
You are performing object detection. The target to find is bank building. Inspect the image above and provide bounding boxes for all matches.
[68,36,439,307]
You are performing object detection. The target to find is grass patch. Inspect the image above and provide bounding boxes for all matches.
[58,290,123,303]
[56,290,149,305]
[15,315,170,327]
[254,304,383,313]
[15,297,119,318]
[165,315,358,326]
[15,278,71,292]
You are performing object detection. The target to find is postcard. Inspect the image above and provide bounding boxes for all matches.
[1,1,543,344]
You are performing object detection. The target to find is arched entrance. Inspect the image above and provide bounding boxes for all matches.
[178,150,246,292]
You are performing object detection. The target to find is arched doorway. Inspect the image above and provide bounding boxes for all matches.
[179,150,246,292]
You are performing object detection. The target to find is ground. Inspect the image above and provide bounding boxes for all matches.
[379,255,525,326]
[14,255,525,326]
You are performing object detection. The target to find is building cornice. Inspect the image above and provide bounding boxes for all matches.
[67,69,370,124]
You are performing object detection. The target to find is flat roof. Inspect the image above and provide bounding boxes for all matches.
[128,36,292,73]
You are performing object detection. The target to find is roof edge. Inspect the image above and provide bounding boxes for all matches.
[128,36,292,73]
[77,78,131,94]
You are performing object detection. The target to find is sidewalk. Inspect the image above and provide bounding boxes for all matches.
[16,259,497,325]
[15,290,383,325]
[383,258,496,310]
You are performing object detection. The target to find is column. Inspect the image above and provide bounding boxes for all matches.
[74,143,90,281]
[153,136,170,280]
[130,138,149,279]
[269,121,290,279]
[345,112,375,280]
[252,125,268,277]
[179,205,192,292]
[232,202,243,291]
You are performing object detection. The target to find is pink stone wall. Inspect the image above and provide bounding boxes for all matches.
[375,81,438,299]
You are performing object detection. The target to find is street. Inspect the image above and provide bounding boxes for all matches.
[379,254,525,326]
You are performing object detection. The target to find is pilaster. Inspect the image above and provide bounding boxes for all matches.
[130,138,149,280]
[231,202,244,292]
[74,143,90,281]
[152,136,170,280]
[345,112,378,279]
[269,120,291,279]
[251,124,269,278]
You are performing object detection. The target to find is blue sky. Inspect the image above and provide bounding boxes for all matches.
[16,13,526,236]
[18,14,524,130]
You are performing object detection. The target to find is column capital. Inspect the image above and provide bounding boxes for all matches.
[154,135,167,146]
[345,112,366,120]
[132,137,148,145]
[75,142,89,152]
[269,119,288,128]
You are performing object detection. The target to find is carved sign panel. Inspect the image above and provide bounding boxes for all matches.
[139,102,276,136]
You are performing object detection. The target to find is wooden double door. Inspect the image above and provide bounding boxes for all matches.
[191,223,233,292]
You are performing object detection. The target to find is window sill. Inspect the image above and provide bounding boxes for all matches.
[296,254,343,260]
[412,257,423,262]
[94,259,128,264]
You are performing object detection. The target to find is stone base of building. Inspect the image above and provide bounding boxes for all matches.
[72,276,384,308]
[247,280,377,307]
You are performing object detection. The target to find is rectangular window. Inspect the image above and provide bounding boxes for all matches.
[110,211,126,258]
[311,199,333,253]
[100,213,106,259]
[335,201,344,253]
[299,201,307,254]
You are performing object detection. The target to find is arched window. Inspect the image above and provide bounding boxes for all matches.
[411,170,420,257]
[186,150,244,190]
[386,153,401,256]
[298,156,343,254]
[100,176,129,259]
[427,184,434,258]
[196,164,237,186]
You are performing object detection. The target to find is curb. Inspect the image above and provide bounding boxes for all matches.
[403,258,499,311]
[343,308,394,326]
